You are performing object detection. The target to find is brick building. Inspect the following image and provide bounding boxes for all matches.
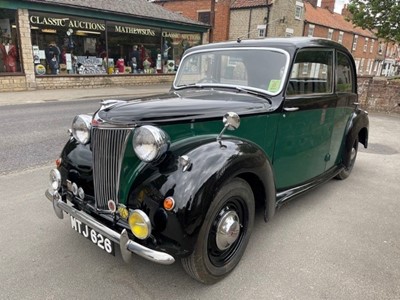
[157,0,305,41]
[0,0,208,92]
[154,0,230,42]
[304,0,379,75]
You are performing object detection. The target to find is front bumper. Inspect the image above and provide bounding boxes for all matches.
[45,188,175,265]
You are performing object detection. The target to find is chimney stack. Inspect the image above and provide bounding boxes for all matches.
[321,0,335,13]
[304,0,318,7]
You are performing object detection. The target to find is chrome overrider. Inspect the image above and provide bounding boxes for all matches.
[45,188,175,265]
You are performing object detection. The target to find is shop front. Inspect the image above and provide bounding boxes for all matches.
[0,0,208,92]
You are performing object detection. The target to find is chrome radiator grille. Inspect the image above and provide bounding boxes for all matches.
[91,127,132,210]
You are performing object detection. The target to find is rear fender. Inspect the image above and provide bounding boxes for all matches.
[343,109,369,167]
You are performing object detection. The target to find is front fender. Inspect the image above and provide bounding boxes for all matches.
[127,138,276,255]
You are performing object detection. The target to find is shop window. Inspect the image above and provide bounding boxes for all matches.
[30,12,107,75]
[29,12,202,75]
[0,9,23,74]
[162,31,202,73]
[107,21,161,74]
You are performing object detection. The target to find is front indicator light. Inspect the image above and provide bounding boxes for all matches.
[163,197,175,211]
[118,205,129,220]
[128,210,151,240]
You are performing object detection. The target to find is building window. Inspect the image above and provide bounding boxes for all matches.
[198,11,211,25]
[285,28,294,37]
[363,38,369,52]
[370,39,375,53]
[295,1,304,20]
[0,9,23,74]
[338,31,344,44]
[308,24,315,37]
[352,35,358,51]
[257,25,267,38]
[378,42,384,55]
[327,29,333,40]
[360,58,365,71]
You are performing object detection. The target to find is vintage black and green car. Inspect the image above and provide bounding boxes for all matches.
[46,37,369,284]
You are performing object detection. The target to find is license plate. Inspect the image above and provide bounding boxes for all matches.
[70,216,115,255]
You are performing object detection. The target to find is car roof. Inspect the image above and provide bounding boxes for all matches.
[185,37,351,55]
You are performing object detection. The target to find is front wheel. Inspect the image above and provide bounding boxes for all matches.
[336,137,359,180]
[182,178,255,284]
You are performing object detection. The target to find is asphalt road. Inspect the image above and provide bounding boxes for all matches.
[0,100,100,175]
[0,109,399,299]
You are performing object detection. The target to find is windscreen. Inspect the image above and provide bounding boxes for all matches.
[174,48,289,95]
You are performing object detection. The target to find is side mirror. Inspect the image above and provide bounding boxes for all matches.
[217,112,240,143]
[223,112,240,130]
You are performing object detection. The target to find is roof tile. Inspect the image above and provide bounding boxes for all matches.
[305,2,375,38]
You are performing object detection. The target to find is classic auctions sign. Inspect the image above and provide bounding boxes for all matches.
[30,15,157,36]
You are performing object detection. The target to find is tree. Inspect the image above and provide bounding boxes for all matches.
[348,0,400,42]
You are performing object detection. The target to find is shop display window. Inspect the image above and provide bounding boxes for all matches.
[106,22,161,74]
[161,31,202,73]
[0,9,22,74]
[29,11,202,76]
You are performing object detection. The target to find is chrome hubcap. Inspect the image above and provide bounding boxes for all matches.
[216,210,241,250]
[350,147,357,161]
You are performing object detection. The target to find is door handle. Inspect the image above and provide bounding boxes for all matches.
[283,107,299,112]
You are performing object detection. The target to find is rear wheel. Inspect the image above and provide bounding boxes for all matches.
[182,178,255,284]
[336,137,359,180]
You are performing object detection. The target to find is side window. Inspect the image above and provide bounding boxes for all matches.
[287,49,333,96]
[336,51,354,93]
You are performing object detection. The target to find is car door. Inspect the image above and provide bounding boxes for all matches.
[273,48,336,190]
[326,50,358,169]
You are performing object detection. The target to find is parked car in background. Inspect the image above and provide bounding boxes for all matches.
[46,37,369,284]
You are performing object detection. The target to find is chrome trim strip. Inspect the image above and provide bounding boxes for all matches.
[50,194,175,265]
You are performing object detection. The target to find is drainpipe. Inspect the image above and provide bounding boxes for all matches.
[266,3,271,37]
[210,0,216,42]
[248,8,253,39]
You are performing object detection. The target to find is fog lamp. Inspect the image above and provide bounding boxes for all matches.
[49,169,61,191]
[128,210,151,240]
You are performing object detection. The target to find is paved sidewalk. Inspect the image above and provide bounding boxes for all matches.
[0,83,171,106]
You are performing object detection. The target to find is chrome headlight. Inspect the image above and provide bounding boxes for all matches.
[133,125,170,162]
[71,114,92,144]
[49,169,61,191]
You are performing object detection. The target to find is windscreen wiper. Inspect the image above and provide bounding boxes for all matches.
[233,86,272,104]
